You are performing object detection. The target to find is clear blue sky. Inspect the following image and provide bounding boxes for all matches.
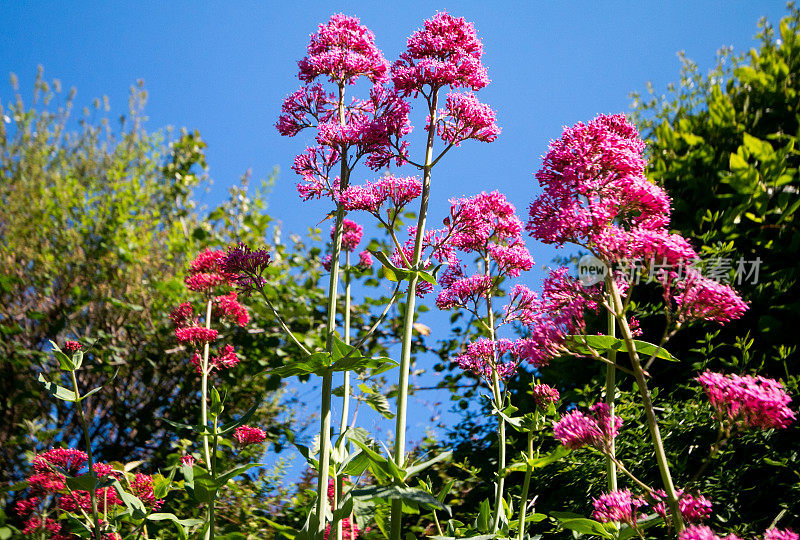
[1,0,789,470]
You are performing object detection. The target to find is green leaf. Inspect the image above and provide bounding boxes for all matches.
[352,485,449,513]
[182,467,218,504]
[347,438,405,483]
[112,479,148,520]
[405,451,452,478]
[219,397,263,436]
[216,463,263,485]
[370,250,412,282]
[37,373,78,402]
[271,352,331,377]
[550,512,613,538]
[147,513,204,540]
[358,384,395,419]
[565,335,678,362]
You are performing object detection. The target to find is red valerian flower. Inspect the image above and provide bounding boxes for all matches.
[233,425,268,446]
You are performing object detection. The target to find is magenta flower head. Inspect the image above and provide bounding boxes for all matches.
[670,269,748,324]
[527,114,670,249]
[696,371,795,431]
[298,14,389,85]
[392,11,489,95]
[219,243,272,296]
[651,489,712,524]
[185,248,236,293]
[435,92,500,146]
[592,489,646,526]
[233,425,268,446]
[764,529,799,540]
[679,525,743,540]
[63,340,81,353]
[175,326,218,347]
[531,383,560,409]
[339,175,422,216]
[553,402,622,453]
[357,250,373,269]
[453,338,520,381]
[334,218,364,252]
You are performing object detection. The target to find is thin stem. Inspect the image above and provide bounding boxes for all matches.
[517,434,534,540]
[390,89,439,540]
[604,291,618,493]
[607,279,685,533]
[485,257,505,534]
[69,371,101,540]
[316,81,349,539]
[254,287,311,356]
[201,299,214,540]
[336,251,352,540]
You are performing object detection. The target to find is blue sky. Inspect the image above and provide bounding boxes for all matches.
[2,0,789,472]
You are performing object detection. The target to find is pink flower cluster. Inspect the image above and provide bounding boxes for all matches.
[337,218,364,252]
[185,248,237,293]
[696,371,795,431]
[454,338,520,381]
[515,268,600,367]
[435,92,500,146]
[339,175,422,216]
[278,15,412,202]
[592,489,647,526]
[527,114,747,327]
[323,479,363,540]
[592,489,712,528]
[679,525,798,540]
[298,14,389,85]
[171,249,249,374]
[531,383,560,409]
[552,402,622,453]
[17,448,162,536]
[392,12,489,95]
[219,242,272,296]
[233,425,268,446]
[63,340,81,353]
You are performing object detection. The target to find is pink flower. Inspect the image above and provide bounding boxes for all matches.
[446,191,523,253]
[488,241,533,278]
[435,92,500,146]
[697,371,795,431]
[191,344,240,374]
[527,114,670,248]
[321,254,333,272]
[454,338,520,381]
[298,14,389,85]
[233,425,268,446]
[22,517,62,536]
[63,340,81,353]
[764,529,799,540]
[531,384,560,409]
[276,84,333,137]
[220,243,272,296]
[679,525,743,540]
[14,497,39,517]
[392,12,489,95]
[670,269,748,324]
[214,292,249,327]
[592,489,646,525]
[651,490,712,524]
[324,518,361,540]
[293,145,340,201]
[169,302,194,328]
[358,250,373,268]
[33,448,87,475]
[339,175,422,215]
[516,267,600,367]
[179,455,196,467]
[185,248,236,292]
[175,327,218,346]
[131,473,163,510]
[553,402,621,452]
[435,274,493,310]
[335,219,364,252]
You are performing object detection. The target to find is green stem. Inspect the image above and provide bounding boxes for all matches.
[605,290,618,493]
[317,81,349,539]
[607,279,684,533]
[201,299,214,540]
[390,89,439,540]
[69,371,101,540]
[485,260,505,533]
[517,433,534,540]
[336,252,352,540]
